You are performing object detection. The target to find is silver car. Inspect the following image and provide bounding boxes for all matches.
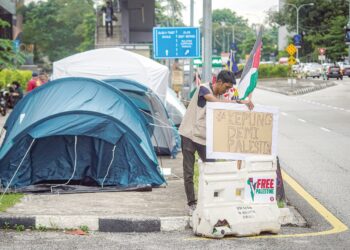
[302,63,323,78]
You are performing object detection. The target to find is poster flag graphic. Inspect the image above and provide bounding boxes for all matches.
[238,27,263,100]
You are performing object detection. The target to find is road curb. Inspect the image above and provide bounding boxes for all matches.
[257,82,336,96]
[0,215,35,229]
[0,209,303,232]
[0,215,190,232]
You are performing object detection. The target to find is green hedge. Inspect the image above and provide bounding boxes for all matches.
[258,64,290,78]
[0,69,32,89]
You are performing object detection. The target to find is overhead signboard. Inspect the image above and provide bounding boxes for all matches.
[153,27,200,59]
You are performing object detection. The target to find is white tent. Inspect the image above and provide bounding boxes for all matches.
[52,48,169,101]
[165,87,186,126]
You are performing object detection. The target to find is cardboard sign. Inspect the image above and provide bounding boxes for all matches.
[244,177,276,203]
[206,103,279,160]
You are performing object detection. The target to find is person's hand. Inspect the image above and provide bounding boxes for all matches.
[246,101,254,110]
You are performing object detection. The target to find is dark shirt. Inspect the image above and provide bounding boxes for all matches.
[197,85,211,108]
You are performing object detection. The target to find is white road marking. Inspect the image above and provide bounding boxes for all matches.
[281,112,288,116]
[297,98,348,113]
[320,127,331,132]
[298,118,306,123]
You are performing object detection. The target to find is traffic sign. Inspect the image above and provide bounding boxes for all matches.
[293,34,302,48]
[12,39,20,53]
[193,57,222,68]
[230,42,238,51]
[286,44,297,56]
[153,27,200,59]
[318,48,326,55]
[318,55,326,61]
[288,56,297,65]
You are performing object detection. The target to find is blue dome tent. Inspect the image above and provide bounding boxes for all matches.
[0,77,165,192]
[103,78,180,157]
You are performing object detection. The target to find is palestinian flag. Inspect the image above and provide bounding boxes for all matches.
[238,27,263,100]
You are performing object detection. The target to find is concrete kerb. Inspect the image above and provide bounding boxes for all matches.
[257,81,337,96]
[0,214,190,232]
[0,208,303,232]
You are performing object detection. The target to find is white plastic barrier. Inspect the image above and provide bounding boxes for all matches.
[192,156,280,238]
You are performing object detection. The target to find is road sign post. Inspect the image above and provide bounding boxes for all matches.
[285,43,297,88]
[153,27,200,59]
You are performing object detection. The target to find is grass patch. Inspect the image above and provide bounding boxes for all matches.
[79,225,90,233]
[0,193,24,212]
[277,200,286,208]
[194,160,199,192]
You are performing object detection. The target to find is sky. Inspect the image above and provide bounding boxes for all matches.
[179,0,279,26]
[25,0,280,26]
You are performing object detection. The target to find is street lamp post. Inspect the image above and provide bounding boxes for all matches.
[285,2,314,61]
[189,0,194,92]
[347,0,350,62]
[220,21,226,53]
[203,0,212,83]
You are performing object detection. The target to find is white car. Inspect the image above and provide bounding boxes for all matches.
[302,63,323,78]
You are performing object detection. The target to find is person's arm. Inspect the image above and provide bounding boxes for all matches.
[204,93,254,110]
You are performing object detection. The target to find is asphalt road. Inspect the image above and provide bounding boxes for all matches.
[0,79,350,249]
[254,78,350,226]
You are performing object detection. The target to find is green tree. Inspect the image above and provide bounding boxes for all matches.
[261,26,278,61]
[20,0,95,64]
[155,0,185,26]
[210,9,252,61]
[0,19,25,69]
[268,0,349,61]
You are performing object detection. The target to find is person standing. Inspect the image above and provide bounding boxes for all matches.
[26,72,43,92]
[178,70,254,215]
[101,0,114,37]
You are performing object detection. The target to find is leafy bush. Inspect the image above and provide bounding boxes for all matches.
[259,64,290,78]
[258,64,290,78]
[237,64,290,78]
[0,69,32,89]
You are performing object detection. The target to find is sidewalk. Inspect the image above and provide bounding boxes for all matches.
[0,155,190,232]
[0,153,306,233]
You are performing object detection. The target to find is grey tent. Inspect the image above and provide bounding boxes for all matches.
[103,78,180,157]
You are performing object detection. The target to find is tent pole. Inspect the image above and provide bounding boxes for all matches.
[101,145,116,188]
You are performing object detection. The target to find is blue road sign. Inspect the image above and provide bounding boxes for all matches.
[293,34,302,48]
[12,39,20,53]
[153,27,200,59]
[230,42,238,51]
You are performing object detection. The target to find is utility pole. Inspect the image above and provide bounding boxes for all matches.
[286,3,314,61]
[232,25,235,44]
[203,0,212,83]
[232,25,235,61]
[189,0,194,90]
[220,21,225,54]
[348,0,350,62]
